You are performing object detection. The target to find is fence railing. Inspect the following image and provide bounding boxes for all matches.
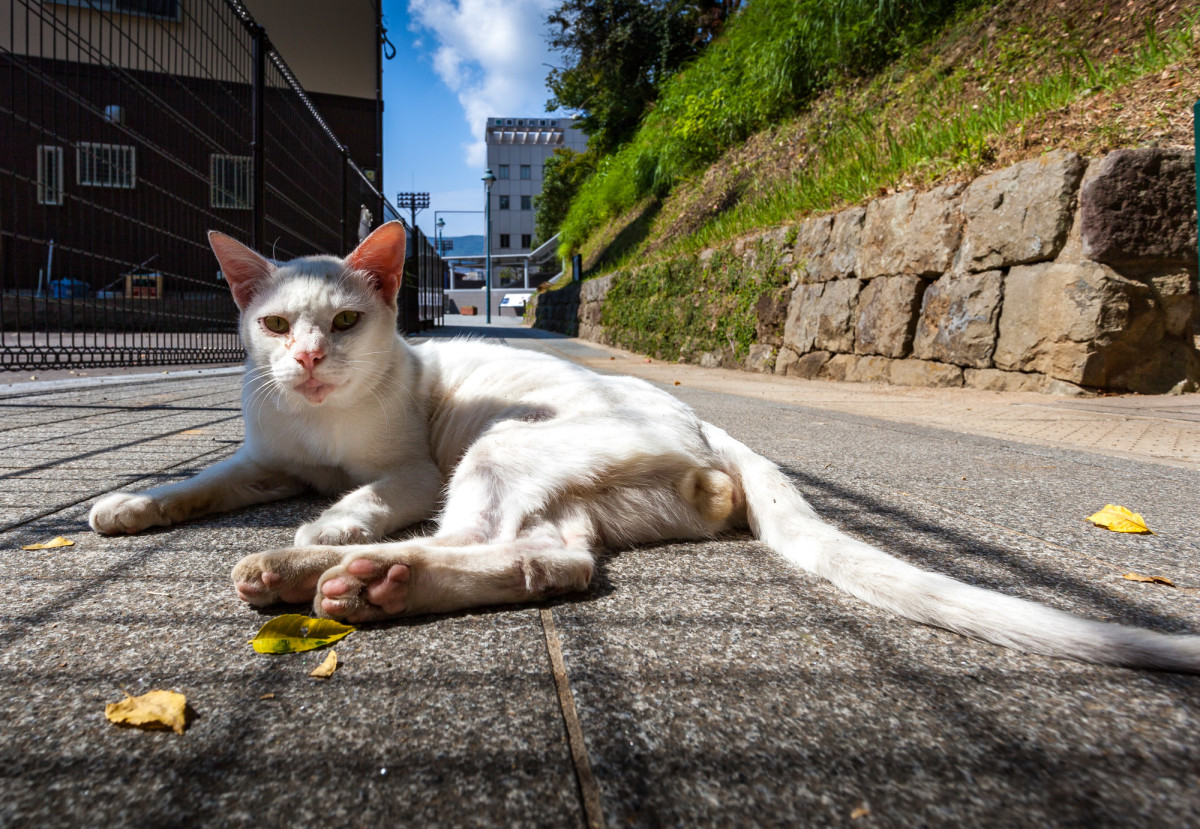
[0,0,441,373]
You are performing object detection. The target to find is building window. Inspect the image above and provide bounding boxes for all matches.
[520,195,531,211]
[77,142,135,188]
[499,234,510,249]
[37,145,64,205]
[210,154,252,209]
[521,234,532,249]
[519,164,531,180]
[497,165,509,179]
[498,194,510,210]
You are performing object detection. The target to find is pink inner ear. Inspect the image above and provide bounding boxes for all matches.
[208,231,273,309]
[345,221,406,305]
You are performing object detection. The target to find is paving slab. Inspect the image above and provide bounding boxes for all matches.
[0,320,1197,827]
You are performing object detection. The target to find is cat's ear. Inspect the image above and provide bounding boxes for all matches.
[345,221,406,306]
[207,231,274,310]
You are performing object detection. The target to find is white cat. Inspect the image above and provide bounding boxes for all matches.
[89,222,1200,672]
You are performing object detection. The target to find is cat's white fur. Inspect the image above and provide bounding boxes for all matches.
[89,222,1200,672]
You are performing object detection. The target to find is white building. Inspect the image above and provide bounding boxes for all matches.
[486,116,587,253]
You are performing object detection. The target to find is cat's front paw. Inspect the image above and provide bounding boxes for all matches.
[315,556,411,623]
[233,547,344,607]
[294,517,375,546]
[89,493,166,535]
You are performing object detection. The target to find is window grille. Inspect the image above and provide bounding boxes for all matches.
[499,234,510,248]
[521,233,531,249]
[498,165,510,179]
[519,165,531,180]
[498,195,510,210]
[520,195,531,210]
[37,145,64,205]
[210,154,252,209]
[76,143,136,188]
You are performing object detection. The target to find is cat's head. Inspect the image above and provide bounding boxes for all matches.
[207,222,407,409]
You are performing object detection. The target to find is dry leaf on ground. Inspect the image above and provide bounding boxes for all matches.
[1087,504,1154,534]
[310,650,339,678]
[250,614,355,654]
[105,689,188,734]
[21,536,74,550]
[1123,572,1175,586]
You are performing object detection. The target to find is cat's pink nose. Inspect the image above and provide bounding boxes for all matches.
[294,350,324,372]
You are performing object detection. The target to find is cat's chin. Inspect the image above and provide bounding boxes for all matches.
[295,377,337,405]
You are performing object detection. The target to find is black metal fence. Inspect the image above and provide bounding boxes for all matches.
[0,0,441,372]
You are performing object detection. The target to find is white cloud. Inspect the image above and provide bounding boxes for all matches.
[407,0,560,167]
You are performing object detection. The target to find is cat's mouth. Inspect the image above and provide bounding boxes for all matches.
[295,376,335,404]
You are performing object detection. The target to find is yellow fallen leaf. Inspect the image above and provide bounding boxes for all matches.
[310,650,338,678]
[259,693,276,700]
[1123,572,1175,586]
[250,614,355,654]
[105,689,188,735]
[850,805,871,819]
[1087,504,1154,534]
[21,536,74,550]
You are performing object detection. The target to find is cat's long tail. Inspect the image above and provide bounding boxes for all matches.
[704,422,1200,672]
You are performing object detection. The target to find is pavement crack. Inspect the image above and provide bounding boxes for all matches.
[540,608,606,829]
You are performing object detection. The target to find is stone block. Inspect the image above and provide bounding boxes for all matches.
[889,359,964,388]
[855,275,925,358]
[792,215,833,283]
[580,274,613,303]
[580,302,602,326]
[745,344,777,374]
[993,261,1163,388]
[911,270,1003,368]
[1150,271,1200,337]
[813,279,861,353]
[754,288,792,346]
[962,368,1047,393]
[774,347,799,376]
[822,354,859,382]
[784,350,831,379]
[857,184,964,279]
[1080,147,1198,271]
[958,150,1085,271]
[782,283,822,354]
[827,207,866,280]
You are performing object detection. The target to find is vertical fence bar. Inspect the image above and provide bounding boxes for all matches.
[250,22,266,253]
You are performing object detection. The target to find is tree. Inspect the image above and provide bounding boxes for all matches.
[545,0,740,154]
[533,148,597,246]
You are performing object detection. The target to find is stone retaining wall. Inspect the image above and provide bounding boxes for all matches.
[531,147,1200,394]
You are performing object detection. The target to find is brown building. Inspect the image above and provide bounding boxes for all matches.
[0,0,383,311]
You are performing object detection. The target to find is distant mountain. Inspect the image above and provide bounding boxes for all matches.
[438,235,485,257]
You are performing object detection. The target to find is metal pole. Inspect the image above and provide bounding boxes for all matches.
[485,187,492,323]
[250,24,266,252]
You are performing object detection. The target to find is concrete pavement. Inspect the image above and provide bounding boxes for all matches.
[1,317,1198,826]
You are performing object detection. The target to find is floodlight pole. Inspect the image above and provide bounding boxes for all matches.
[482,169,496,323]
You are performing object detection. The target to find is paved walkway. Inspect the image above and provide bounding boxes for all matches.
[1,319,1198,826]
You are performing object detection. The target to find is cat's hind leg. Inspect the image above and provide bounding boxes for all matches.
[312,526,596,622]
[232,546,346,607]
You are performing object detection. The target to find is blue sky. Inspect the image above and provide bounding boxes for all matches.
[380,0,566,240]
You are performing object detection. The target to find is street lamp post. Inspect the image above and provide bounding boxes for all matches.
[435,217,445,257]
[482,168,496,323]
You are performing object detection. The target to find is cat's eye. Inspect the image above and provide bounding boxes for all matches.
[332,310,359,331]
[262,315,289,334]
